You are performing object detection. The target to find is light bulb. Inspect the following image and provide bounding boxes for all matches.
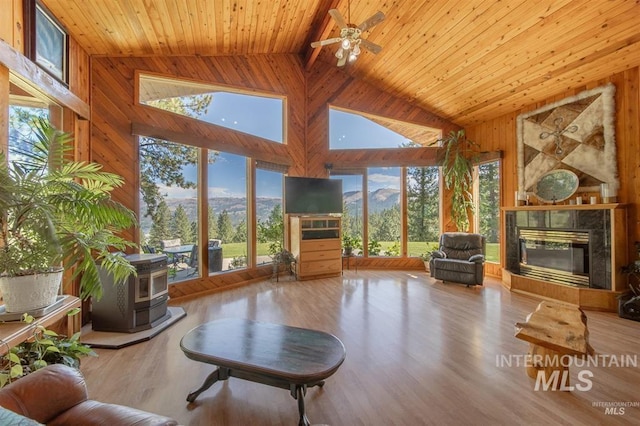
[341,38,351,49]
[348,52,357,62]
[335,47,344,59]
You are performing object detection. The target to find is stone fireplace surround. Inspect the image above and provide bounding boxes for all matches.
[503,204,627,311]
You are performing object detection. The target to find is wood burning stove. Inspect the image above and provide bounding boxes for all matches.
[92,254,170,333]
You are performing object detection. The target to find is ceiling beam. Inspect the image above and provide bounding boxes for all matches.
[303,0,342,71]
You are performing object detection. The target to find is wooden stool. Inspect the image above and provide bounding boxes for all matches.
[515,301,594,390]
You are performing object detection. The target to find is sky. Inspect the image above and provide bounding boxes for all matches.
[158,92,411,199]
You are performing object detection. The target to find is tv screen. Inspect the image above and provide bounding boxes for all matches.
[284,177,343,215]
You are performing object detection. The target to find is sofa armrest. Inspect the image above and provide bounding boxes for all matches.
[431,250,446,259]
[51,400,178,426]
[0,364,88,424]
[469,254,485,263]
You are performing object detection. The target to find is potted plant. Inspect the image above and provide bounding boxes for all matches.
[419,242,439,271]
[342,234,361,256]
[0,119,137,312]
[0,311,97,387]
[271,249,296,279]
[432,130,479,232]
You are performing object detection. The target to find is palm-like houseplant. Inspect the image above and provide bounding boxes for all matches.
[0,119,137,312]
[434,130,479,232]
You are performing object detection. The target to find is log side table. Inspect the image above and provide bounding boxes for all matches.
[515,301,595,390]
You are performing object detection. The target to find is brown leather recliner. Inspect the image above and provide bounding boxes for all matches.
[0,364,178,425]
[429,232,486,286]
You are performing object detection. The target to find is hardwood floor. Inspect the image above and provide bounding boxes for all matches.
[80,271,640,425]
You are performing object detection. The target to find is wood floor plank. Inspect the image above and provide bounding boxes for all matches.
[80,271,640,425]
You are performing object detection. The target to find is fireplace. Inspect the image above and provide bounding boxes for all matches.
[92,254,170,333]
[518,229,590,287]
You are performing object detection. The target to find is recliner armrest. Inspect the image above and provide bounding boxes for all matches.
[469,254,485,263]
[431,250,446,259]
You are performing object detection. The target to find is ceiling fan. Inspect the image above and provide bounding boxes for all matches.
[310,2,385,67]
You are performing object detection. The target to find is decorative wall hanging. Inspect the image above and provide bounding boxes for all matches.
[517,83,617,199]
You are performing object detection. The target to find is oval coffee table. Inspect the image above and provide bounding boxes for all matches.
[180,318,346,426]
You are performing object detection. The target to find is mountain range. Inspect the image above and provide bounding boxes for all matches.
[140,188,400,233]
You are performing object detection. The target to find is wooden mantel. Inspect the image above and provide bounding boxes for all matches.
[502,204,628,311]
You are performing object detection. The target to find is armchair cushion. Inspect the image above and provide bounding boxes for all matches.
[469,254,485,263]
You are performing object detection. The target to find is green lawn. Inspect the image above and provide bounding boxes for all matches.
[223,241,500,262]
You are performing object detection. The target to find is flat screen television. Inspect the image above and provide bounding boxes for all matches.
[284,177,343,215]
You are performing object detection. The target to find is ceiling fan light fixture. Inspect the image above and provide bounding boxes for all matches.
[341,38,351,49]
[335,47,344,59]
[353,42,361,55]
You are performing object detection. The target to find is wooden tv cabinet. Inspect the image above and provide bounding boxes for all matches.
[290,216,342,280]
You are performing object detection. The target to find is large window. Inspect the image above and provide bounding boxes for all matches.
[475,160,501,262]
[368,167,401,257]
[208,152,248,273]
[331,173,363,254]
[256,168,284,265]
[136,74,286,281]
[407,166,440,256]
[139,139,199,283]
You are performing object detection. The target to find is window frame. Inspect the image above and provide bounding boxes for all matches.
[23,0,69,85]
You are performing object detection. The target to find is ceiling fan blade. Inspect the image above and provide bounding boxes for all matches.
[360,39,383,54]
[310,37,342,48]
[358,11,385,32]
[329,8,348,29]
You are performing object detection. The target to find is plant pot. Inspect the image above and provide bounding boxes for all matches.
[343,247,353,256]
[423,261,430,272]
[0,269,63,313]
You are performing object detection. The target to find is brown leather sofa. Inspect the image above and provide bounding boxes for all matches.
[0,364,178,425]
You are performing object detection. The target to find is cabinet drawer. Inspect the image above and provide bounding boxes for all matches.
[300,239,341,252]
[299,259,341,275]
[300,250,340,262]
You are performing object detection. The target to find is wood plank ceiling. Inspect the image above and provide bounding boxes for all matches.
[42,0,640,127]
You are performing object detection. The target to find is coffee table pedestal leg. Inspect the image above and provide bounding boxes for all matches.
[187,367,229,402]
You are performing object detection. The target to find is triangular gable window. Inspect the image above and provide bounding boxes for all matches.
[329,106,440,150]
[138,74,284,143]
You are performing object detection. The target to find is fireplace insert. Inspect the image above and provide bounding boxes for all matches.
[518,228,590,287]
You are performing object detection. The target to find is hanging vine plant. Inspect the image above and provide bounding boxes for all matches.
[435,130,479,232]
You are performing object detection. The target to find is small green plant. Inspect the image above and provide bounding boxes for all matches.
[368,239,382,256]
[342,234,361,255]
[0,310,97,388]
[385,242,401,257]
[420,242,440,261]
[271,249,296,278]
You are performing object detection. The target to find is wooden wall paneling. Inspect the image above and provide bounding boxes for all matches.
[0,0,23,52]
[0,65,8,155]
[68,37,90,104]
